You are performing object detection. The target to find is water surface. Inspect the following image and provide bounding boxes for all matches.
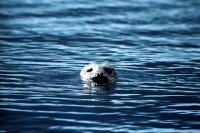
[0,0,200,132]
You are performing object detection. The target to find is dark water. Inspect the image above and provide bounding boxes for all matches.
[1,0,200,132]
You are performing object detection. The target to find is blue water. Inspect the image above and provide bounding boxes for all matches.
[0,0,200,132]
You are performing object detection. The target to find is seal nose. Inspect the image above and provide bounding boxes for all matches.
[97,73,103,76]
[92,72,108,84]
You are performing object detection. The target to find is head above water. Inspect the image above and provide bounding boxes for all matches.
[80,63,117,85]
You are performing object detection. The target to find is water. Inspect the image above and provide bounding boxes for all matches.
[0,0,200,132]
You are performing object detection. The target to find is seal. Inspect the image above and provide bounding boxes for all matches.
[80,63,117,85]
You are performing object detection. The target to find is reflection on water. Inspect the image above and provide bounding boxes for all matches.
[0,0,200,132]
[82,83,116,95]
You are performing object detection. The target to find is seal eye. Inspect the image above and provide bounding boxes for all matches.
[87,68,93,72]
[104,67,113,74]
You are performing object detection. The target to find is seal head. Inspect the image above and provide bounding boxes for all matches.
[80,63,117,85]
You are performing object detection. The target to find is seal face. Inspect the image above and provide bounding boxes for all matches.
[80,63,117,85]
